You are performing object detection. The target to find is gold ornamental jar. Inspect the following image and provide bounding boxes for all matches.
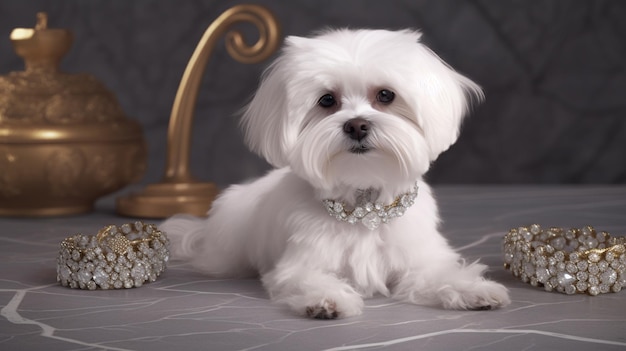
[0,13,147,216]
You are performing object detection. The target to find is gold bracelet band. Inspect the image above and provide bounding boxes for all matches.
[57,222,169,290]
[503,225,626,295]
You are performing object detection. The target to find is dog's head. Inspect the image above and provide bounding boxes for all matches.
[242,29,482,191]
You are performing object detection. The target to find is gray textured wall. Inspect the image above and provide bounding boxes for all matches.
[1,0,624,186]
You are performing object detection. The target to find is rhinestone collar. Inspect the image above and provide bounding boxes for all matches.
[322,182,418,230]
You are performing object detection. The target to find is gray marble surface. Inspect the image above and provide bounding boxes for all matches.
[2,186,626,350]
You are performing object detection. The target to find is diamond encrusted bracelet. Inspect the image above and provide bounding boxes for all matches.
[57,222,169,290]
[503,224,626,295]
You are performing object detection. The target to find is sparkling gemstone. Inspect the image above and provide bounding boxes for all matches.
[536,268,550,283]
[400,194,413,207]
[550,237,566,251]
[524,262,535,276]
[93,268,109,286]
[71,250,81,261]
[588,263,599,275]
[557,272,576,287]
[530,224,541,235]
[353,207,366,218]
[583,237,599,249]
[59,266,71,280]
[121,224,131,234]
[131,263,146,279]
[548,265,558,276]
[605,252,615,262]
[77,269,92,284]
[564,285,577,295]
[504,252,514,264]
[576,281,588,292]
[588,252,601,263]
[134,221,143,231]
[333,202,343,213]
[588,285,600,295]
[554,251,565,262]
[521,229,533,242]
[395,206,406,216]
[600,268,617,285]
[535,255,548,267]
[566,262,578,274]
[361,212,381,230]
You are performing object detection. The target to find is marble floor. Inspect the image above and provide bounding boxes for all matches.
[1,186,625,351]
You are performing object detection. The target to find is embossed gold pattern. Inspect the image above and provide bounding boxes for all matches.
[116,4,281,218]
[0,13,147,216]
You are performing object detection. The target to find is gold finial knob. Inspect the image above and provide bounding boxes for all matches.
[35,12,48,30]
[10,12,73,73]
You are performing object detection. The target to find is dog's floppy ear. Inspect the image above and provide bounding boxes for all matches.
[407,34,483,160]
[240,54,292,168]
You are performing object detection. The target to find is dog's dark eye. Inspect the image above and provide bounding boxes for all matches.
[376,89,395,104]
[318,94,336,108]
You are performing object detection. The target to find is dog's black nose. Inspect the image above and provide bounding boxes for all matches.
[343,117,370,141]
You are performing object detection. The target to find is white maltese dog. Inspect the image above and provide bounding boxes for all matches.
[161,28,510,319]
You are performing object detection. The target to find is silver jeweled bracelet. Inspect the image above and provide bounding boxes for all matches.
[503,224,626,295]
[57,221,169,290]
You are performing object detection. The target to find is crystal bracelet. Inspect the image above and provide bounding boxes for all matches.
[57,221,169,290]
[503,224,626,295]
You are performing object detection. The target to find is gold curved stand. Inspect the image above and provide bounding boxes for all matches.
[116,4,280,218]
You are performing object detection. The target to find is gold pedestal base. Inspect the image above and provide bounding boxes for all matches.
[116,182,218,218]
[114,5,279,219]
[0,204,92,217]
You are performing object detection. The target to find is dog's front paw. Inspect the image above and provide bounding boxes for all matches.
[441,280,511,311]
[287,292,363,319]
[306,299,338,319]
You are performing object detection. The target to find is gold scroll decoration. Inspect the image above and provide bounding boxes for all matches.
[116,4,281,218]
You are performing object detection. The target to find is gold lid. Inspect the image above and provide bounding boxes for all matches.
[10,12,73,73]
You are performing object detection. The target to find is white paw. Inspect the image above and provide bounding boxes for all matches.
[303,294,364,319]
[282,291,364,319]
[440,280,511,310]
[306,299,339,319]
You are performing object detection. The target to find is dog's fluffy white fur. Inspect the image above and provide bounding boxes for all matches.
[161,28,510,319]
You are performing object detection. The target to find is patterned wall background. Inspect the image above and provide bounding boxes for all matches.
[1,0,624,186]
